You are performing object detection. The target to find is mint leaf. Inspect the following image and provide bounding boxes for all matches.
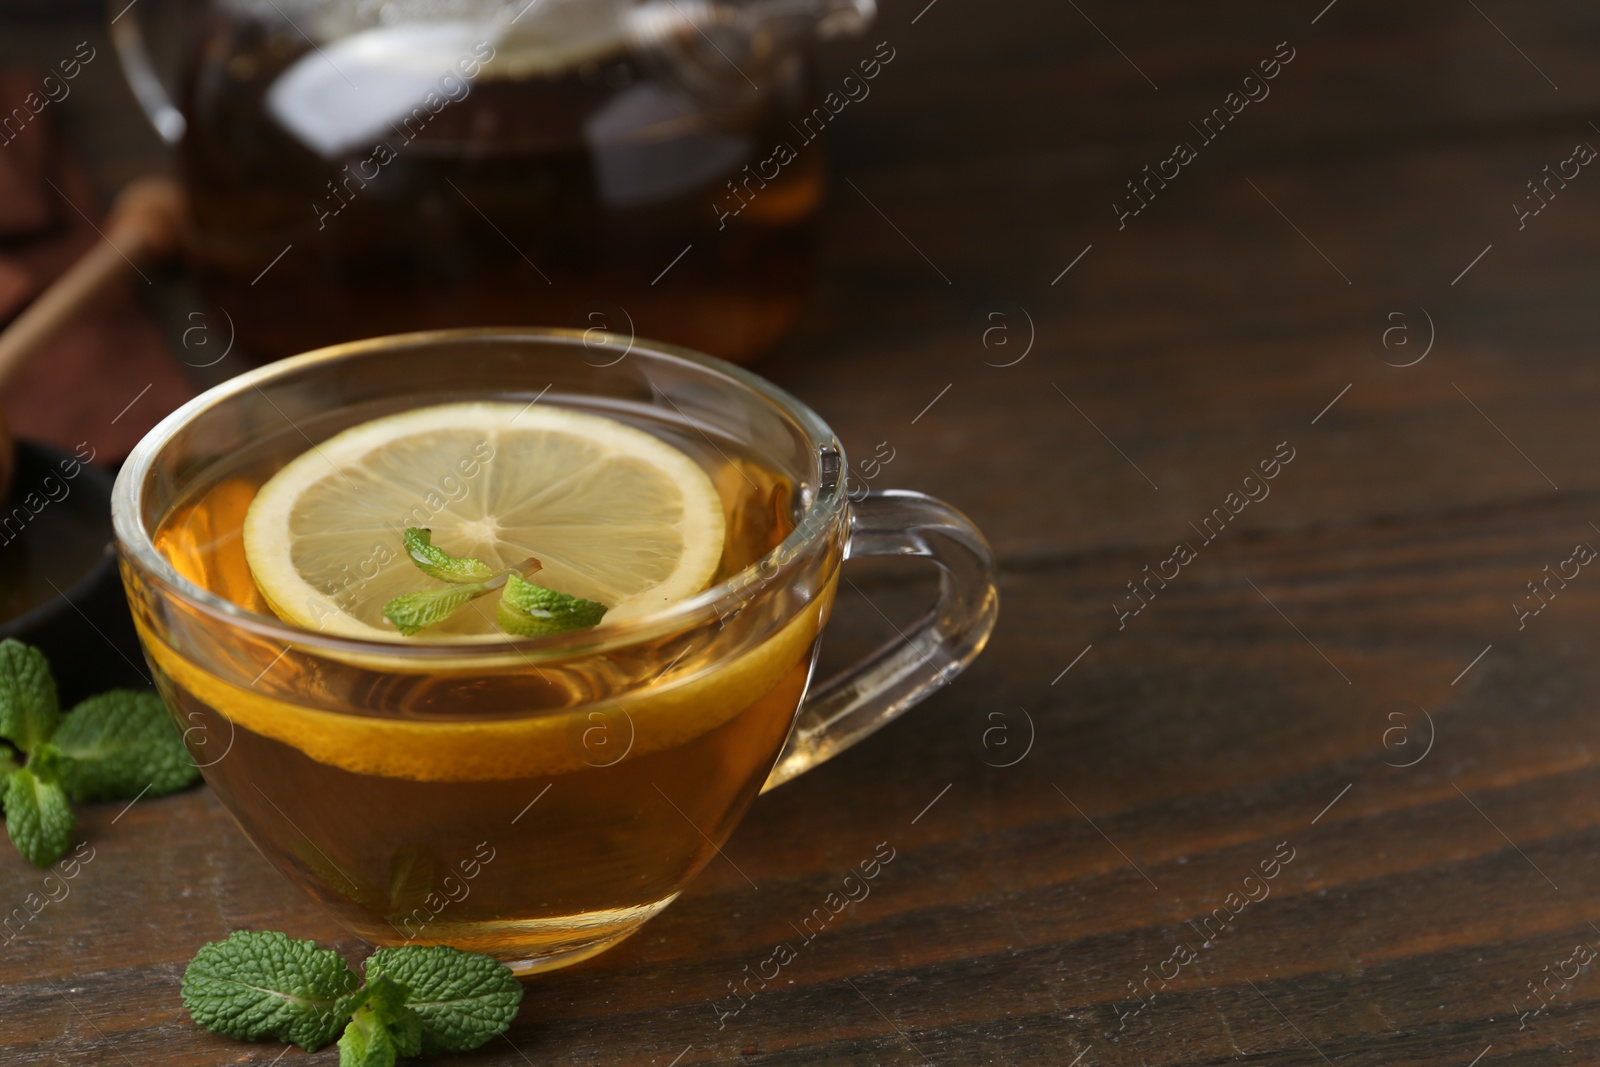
[382,584,491,636]
[496,574,607,637]
[181,930,360,1050]
[51,690,200,803]
[366,944,522,1053]
[402,528,497,584]
[337,975,421,1067]
[0,640,59,753]
[4,766,74,867]
[25,740,69,781]
[338,1010,401,1067]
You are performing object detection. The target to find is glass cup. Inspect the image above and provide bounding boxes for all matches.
[112,328,996,975]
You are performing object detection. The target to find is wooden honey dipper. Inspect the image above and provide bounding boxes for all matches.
[0,176,186,500]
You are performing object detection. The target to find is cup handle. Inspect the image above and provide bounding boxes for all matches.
[760,489,999,792]
[108,0,187,144]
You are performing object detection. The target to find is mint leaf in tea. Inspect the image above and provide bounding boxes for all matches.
[381,525,608,638]
[496,573,607,637]
[382,582,498,636]
[401,527,499,585]
[379,525,599,637]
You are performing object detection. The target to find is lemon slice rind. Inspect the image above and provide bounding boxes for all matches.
[140,581,834,782]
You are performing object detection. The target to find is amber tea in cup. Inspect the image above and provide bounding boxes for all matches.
[113,329,996,974]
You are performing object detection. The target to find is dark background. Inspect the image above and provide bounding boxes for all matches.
[4,0,1600,1064]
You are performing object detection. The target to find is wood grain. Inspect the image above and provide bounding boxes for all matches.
[5,0,1600,1064]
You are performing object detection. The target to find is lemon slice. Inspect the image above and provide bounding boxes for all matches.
[243,402,725,641]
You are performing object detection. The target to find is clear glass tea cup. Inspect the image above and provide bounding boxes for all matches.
[111,328,996,975]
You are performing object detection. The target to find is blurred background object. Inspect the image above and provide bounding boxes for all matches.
[0,40,193,692]
[0,59,193,462]
[0,175,183,392]
[0,439,145,703]
[111,0,874,364]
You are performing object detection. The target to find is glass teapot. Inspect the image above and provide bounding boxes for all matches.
[110,0,874,363]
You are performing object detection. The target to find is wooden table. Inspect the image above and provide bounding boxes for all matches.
[6,1,1600,1063]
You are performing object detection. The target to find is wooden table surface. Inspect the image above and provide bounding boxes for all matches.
[6,1,1600,1064]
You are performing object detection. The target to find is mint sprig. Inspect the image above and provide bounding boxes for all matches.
[181,931,522,1065]
[0,638,200,867]
[381,527,607,638]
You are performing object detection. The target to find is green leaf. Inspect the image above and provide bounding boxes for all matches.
[181,930,360,1051]
[337,1012,399,1067]
[0,640,59,753]
[382,584,492,636]
[0,748,15,817]
[402,528,497,584]
[496,574,607,638]
[337,975,421,1067]
[365,944,522,1054]
[51,690,200,803]
[26,741,69,782]
[4,766,74,867]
